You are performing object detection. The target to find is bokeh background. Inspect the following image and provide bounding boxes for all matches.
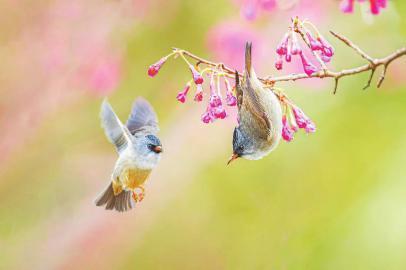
[0,0,405,269]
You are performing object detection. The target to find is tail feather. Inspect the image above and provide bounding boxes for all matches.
[95,183,134,212]
[245,42,252,77]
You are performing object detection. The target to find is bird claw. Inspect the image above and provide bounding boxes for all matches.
[132,186,145,203]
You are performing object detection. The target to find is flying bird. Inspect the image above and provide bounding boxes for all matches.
[95,97,162,212]
[229,42,283,164]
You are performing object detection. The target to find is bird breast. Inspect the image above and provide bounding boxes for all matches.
[120,167,151,190]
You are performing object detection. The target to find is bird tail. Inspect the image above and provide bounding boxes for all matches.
[95,182,134,212]
[245,42,252,78]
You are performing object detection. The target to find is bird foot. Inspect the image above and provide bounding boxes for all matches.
[132,186,145,203]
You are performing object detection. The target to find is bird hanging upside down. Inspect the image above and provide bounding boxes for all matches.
[95,97,162,212]
[229,42,283,164]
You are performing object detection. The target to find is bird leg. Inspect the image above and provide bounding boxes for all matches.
[132,186,145,203]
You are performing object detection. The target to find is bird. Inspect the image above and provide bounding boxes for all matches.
[95,97,162,212]
[228,42,283,164]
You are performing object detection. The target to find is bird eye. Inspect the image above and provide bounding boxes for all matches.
[148,144,162,153]
[238,145,244,152]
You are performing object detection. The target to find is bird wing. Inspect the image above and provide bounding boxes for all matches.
[243,79,272,139]
[242,42,272,140]
[126,97,159,134]
[100,99,132,153]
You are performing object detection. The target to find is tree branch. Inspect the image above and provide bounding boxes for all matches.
[173,32,405,94]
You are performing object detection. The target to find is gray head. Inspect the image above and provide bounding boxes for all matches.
[228,127,256,164]
[132,133,162,170]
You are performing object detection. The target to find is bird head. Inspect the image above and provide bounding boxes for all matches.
[132,134,162,169]
[145,134,162,154]
[228,127,256,164]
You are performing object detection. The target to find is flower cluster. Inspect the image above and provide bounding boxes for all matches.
[148,51,238,124]
[275,18,334,76]
[281,99,316,142]
[340,0,387,15]
[200,72,234,123]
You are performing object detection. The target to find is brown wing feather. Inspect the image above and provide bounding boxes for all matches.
[243,78,272,138]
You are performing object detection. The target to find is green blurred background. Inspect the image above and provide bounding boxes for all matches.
[0,0,405,269]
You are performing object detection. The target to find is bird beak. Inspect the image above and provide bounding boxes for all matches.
[153,145,162,153]
[227,153,239,165]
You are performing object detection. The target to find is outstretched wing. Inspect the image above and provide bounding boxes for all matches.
[100,99,132,153]
[126,97,159,134]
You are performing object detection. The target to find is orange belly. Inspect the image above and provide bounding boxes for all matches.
[120,168,151,190]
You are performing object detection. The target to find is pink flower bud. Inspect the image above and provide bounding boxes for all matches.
[276,33,290,55]
[285,39,292,62]
[176,82,191,103]
[282,116,294,142]
[305,120,316,133]
[189,64,204,84]
[291,105,316,133]
[275,55,283,70]
[340,0,355,13]
[291,34,302,55]
[321,53,331,63]
[194,84,203,102]
[226,92,237,106]
[299,52,317,76]
[213,106,227,119]
[370,0,381,14]
[292,105,308,128]
[201,111,213,124]
[318,37,334,57]
[209,94,222,107]
[306,32,322,51]
[224,79,237,106]
[148,56,168,77]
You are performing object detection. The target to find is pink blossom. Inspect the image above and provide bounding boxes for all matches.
[209,94,222,108]
[176,82,191,103]
[194,84,203,102]
[318,37,334,57]
[189,64,204,84]
[209,73,222,107]
[292,105,316,133]
[291,34,302,55]
[299,52,318,76]
[224,79,237,106]
[339,0,387,15]
[201,106,215,124]
[213,106,227,119]
[340,0,355,13]
[285,38,292,62]
[305,120,316,133]
[282,116,295,142]
[306,32,322,51]
[275,55,283,70]
[148,56,168,77]
[276,33,290,56]
[321,54,331,63]
[226,92,237,106]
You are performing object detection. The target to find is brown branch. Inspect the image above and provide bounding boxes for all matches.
[173,32,406,93]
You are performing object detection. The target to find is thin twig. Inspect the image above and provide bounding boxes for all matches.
[330,31,374,63]
[363,69,376,90]
[173,37,406,93]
